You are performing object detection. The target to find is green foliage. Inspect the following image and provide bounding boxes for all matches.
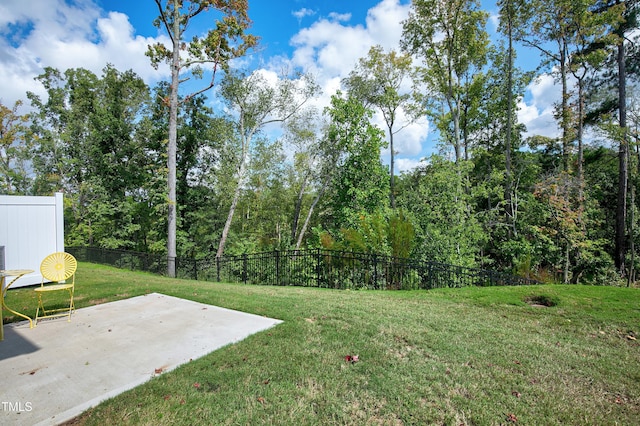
[398,156,486,268]
[0,100,32,193]
[316,209,415,260]
[26,66,162,251]
[387,210,416,258]
[323,93,390,231]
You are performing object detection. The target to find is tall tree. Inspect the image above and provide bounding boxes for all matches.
[283,107,327,248]
[584,0,639,274]
[343,45,419,208]
[216,70,318,258]
[401,0,489,163]
[323,93,389,232]
[497,0,530,236]
[611,0,638,273]
[147,0,257,276]
[513,0,574,172]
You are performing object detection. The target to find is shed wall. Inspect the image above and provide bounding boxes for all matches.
[0,193,64,288]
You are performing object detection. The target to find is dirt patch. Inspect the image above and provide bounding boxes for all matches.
[524,294,558,307]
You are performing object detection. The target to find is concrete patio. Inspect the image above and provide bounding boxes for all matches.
[0,293,282,425]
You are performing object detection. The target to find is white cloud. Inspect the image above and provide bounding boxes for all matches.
[488,12,500,32]
[292,8,315,22]
[518,73,562,139]
[364,0,411,50]
[395,157,424,173]
[328,12,352,22]
[0,0,169,107]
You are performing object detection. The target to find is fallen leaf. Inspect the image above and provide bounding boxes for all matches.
[154,367,164,374]
[506,413,518,423]
[512,391,521,398]
[626,335,636,341]
[345,355,360,363]
[514,360,521,365]
[163,394,171,401]
[257,397,265,404]
[193,382,201,389]
[180,399,186,405]
[263,379,270,385]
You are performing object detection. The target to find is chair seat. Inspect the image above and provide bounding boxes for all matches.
[34,283,74,292]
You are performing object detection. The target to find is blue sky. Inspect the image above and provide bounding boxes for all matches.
[0,0,560,172]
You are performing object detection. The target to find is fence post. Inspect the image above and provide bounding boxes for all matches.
[373,253,378,289]
[243,253,248,284]
[193,258,198,281]
[315,248,321,288]
[275,249,280,285]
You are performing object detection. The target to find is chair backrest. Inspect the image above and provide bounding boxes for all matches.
[40,252,77,283]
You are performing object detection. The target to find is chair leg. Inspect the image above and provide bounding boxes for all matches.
[35,294,44,326]
[34,290,74,325]
[66,288,74,322]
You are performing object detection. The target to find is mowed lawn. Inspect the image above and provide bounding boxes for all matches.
[4,263,639,425]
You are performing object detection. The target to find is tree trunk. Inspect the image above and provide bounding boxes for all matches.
[295,178,328,250]
[505,8,514,238]
[451,100,462,163]
[389,124,396,209]
[560,44,571,173]
[577,79,585,208]
[216,160,246,258]
[615,35,628,274]
[563,241,570,284]
[291,173,309,245]
[166,0,180,278]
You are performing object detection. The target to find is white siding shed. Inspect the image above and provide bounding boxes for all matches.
[0,193,64,288]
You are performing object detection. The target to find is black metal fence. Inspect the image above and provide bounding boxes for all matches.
[67,246,539,290]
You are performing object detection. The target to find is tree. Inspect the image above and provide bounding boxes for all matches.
[343,45,419,208]
[583,1,640,275]
[147,0,257,276]
[282,107,327,248]
[397,156,486,267]
[27,66,154,250]
[216,70,319,258]
[401,0,489,163]
[497,0,532,236]
[610,0,638,274]
[0,100,31,194]
[323,93,389,232]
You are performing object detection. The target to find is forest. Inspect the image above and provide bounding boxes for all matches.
[1,0,639,285]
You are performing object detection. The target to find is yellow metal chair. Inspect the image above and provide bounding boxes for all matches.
[35,252,77,325]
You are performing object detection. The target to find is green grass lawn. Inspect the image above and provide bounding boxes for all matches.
[3,263,639,425]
